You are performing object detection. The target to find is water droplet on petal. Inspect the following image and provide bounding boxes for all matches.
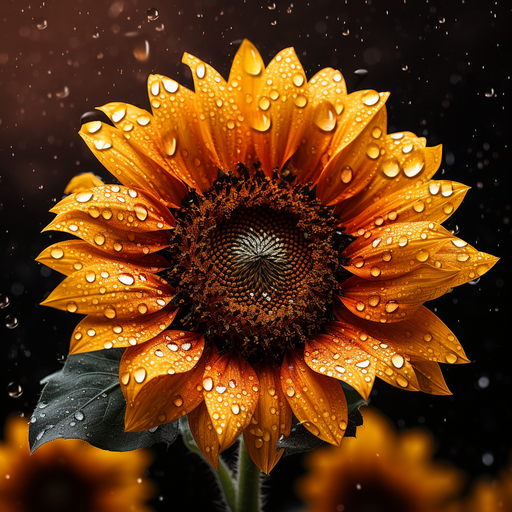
[172,395,183,407]
[446,353,458,364]
[242,47,262,76]
[66,301,78,313]
[196,63,206,79]
[74,411,84,421]
[391,354,405,369]
[50,248,64,259]
[231,404,240,415]
[314,101,337,132]
[294,94,308,108]
[292,73,305,87]
[381,158,400,178]
[134,367,147,384]
[203,377,214,391]
[286,386,295,397]
[362,90,380,106]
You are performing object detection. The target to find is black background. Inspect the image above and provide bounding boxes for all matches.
[1,1,510,511]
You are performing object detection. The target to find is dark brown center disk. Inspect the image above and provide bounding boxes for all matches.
[167,166,352,362]
[212,206,310,311]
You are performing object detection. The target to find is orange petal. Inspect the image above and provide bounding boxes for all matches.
[251,46,310,175]
[432,239,499,287]
[280,350,347,446]
[203,350,260,451]
[41,262,174,318]
[339,266,459,323]
[336,134,443,221]
[243,359,292,474]
[70,306,178,353]
[181,53,250,174]
[188,401,220,470]
[304,334,376,401]
[63,172,104,193]
[339,179,468,234]
[288,68,348,184]
[51,185,175,231]
[147,72,219,191]
[36,240,169,276]
[79,120,185,207]
[317,93,390,205]
[410,360,452,395]
[326,320,421,392]
[342,221,454,280]
[121,340,217,432]
[42,211,170,257]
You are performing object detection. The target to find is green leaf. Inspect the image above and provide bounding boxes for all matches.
[29,348,179,453]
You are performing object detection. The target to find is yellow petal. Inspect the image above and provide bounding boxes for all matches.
[339,179,468,234]
[334,303,469,366]
[63,172,104,194]
[305,334,376,401]
[36,240,169,276]
[188,401,220,470]
[342,221,455,280]
[79,120,185,207]
[70,307,178,353]
[147,72,219,191]
[203,350,259,451]
[280,350,347,446]
[41,262,174,318]
[181,53,250,174]
[326,320,421,392]
[42,211,170,257]
[121,339,217,432]
[317,92,390,205]
[340,266,460,323]
[243,359,292,474]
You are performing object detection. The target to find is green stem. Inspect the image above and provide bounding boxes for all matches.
[179,418,236,512]
[236,438,261,512]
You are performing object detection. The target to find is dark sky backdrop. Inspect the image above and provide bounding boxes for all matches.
[1,1,510,511]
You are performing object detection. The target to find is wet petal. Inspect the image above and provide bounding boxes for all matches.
[122,341,217,432]
[304,334,376,401]
[342,221,455,280]
[79,121,185,207]
[334,302,470,366]
[326,320,421,392]
[63,172,104,193]
[337,138,443,223]
[70,306,178,353]
[203,350,259,451]
[42,211,170,257]
[340,266,460,323]
[317,93,390,205]
[181,53,250,174]
[280,350,347,446]
[36,240,169,276]
[410,360,452,395]
[147,73,218,191]
[51,185,176,232]
[243,359,292,474]
[288,70,348,184]
[41,262,174,318]
[188,401,220,470]
[339,179,468,233]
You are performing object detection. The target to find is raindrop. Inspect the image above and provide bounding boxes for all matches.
[342,28,350,36]
[155,23,165,32]
[80,110,108,126]
[313,101,337,132]
[7,382,23,398]
[353,69,369,87]
[146,8,159,21]
[35,18,48,30]
[5,315,18,329]
[134,367,147,383]
[74,411,85,421]
[0,294,9,308]
[484,87,494,98]
[126,33,150,62]
[56,86,70,99]
[92,29,100,39]
[242,46,262,76]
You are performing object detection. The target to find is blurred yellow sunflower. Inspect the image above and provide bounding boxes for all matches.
[0,416,154,512]
[298,407,463,512]
[37,40,497,474]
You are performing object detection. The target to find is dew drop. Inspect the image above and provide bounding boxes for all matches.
[231,404,240,415]
[396,376,409,388]
[294,94,308,108]
[286,386,295,397]
[137,303,148,314]
[94,233,106,246]
[203,377,214,392]
[251,111,271,132]
[362,90,380,106]
[340,166,353,184]
[112,107,126,123]
[196,63,206,79]
[366,143,380,160]
[292,73,305,87]
[258,96,271,111]
[403,154,425,178]
[445,353,458,364]
[121,373,130,385]
[313,101,337,132]
[134,367,147,384]
[172,395,184,407]
[162,78,179,94]
[416,249,430,262]
[66,301,78,313]
[391,354,405,369]
[74,411,84,421]
[137,116,151,126]
[76,191,93,203]
[381,158,400,178]
[50,248,64,259]
[385,301,399,313]
[242,47,262,76]
[370,266,381,277]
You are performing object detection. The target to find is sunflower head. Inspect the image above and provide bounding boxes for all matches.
[36,39,498,474]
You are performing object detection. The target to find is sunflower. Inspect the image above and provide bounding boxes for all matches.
[0,416,154,512]
[297,407,464,512]
[37,40,498,474]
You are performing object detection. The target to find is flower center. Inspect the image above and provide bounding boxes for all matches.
[167,165,353,363]
[212,206,310,310]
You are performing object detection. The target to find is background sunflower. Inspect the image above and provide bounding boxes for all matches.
[1,1,509,511]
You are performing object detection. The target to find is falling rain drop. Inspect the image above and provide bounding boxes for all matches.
[146,8,159,21]
[5,315,18,329]
[7,382,23,398]
[35,18,48,30]
[484,87,495,98]
[0,294,9,308]
[353,69,369,87]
